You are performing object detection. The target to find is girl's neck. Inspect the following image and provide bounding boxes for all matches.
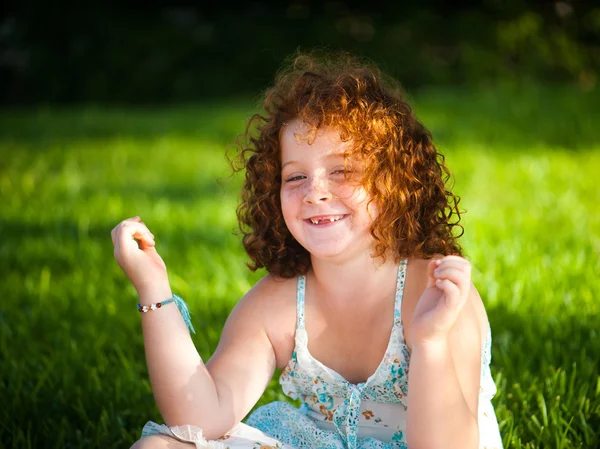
[308,252,400,307]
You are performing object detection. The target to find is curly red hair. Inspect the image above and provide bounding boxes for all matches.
[231,51,464,278]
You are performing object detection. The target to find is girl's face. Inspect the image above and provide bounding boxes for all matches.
[280,120,377,262]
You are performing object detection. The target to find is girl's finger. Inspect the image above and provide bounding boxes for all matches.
[120,221,153,235]
[140,229,155,239]
[435,279,461,304]
[429,257,469,278]
[132,230,154,240]
[136,234,156,247]
[428,258,442,275]
[111,217,147,247]
[433,268,470,299]
[436,257,470,271]
[439,255,469,264]
[116,223,155,247]
[433,267,469,283]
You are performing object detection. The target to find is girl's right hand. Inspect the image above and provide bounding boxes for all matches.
[111,216,168,293]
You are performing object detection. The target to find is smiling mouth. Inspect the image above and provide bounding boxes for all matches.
[305,214,348,225]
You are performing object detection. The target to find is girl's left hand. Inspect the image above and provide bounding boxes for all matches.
[411,255,472,344]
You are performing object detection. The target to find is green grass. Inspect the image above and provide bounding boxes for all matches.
[1,84,599,448]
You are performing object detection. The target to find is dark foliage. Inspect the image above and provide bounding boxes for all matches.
[1,1,599,104]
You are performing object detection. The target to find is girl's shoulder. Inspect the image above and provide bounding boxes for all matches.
[238,274,299,368]
[243,273,298,309]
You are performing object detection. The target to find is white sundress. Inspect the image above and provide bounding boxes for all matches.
[141,259,503,448]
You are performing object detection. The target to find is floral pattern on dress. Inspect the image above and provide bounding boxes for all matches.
[275,261,411,448]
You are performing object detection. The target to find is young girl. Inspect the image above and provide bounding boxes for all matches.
[112,53,503,449]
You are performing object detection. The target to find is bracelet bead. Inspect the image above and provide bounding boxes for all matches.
[137,298,173,313]
[136,294,196,335]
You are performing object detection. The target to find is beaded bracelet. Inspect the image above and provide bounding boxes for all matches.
[137,299,175,312]
[137,294,196,335]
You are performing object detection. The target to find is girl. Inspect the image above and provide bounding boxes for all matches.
[112,53,503,449]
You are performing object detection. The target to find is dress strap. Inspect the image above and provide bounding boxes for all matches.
[394,259,408,331]
[296,275,307,330]
[298,263,405,331]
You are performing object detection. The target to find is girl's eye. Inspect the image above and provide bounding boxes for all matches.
[284,175,305,182]
[331,169,353,176]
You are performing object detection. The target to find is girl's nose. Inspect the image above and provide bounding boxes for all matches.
[304,177,332,204]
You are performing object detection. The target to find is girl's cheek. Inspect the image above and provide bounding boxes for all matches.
[281,183,307,199]
[280,189,303,218]
[332,184,356,200]
[340,185,368,203]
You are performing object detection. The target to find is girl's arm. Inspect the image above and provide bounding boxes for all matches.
[406,257,485,449]
[406,285,482,449]
[137,276,279,440]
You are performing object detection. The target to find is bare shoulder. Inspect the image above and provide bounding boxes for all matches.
[466,278,491,342]
[238,274,297,323]
[234,274,298,368]
[244,273,297,303]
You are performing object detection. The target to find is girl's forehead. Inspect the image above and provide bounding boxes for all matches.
[280,121,351,159]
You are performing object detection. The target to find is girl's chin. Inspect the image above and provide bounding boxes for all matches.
[303,240,371,261]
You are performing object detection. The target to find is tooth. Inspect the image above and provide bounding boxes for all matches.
[330,218,334,222]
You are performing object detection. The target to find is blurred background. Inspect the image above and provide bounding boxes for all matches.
[1,0,599,104]
[1,1,599,449]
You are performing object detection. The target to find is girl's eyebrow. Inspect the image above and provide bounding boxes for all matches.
[281,160,298,170]
[281,154,345,171]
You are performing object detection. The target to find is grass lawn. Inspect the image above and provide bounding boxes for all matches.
[1,84,599,448]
